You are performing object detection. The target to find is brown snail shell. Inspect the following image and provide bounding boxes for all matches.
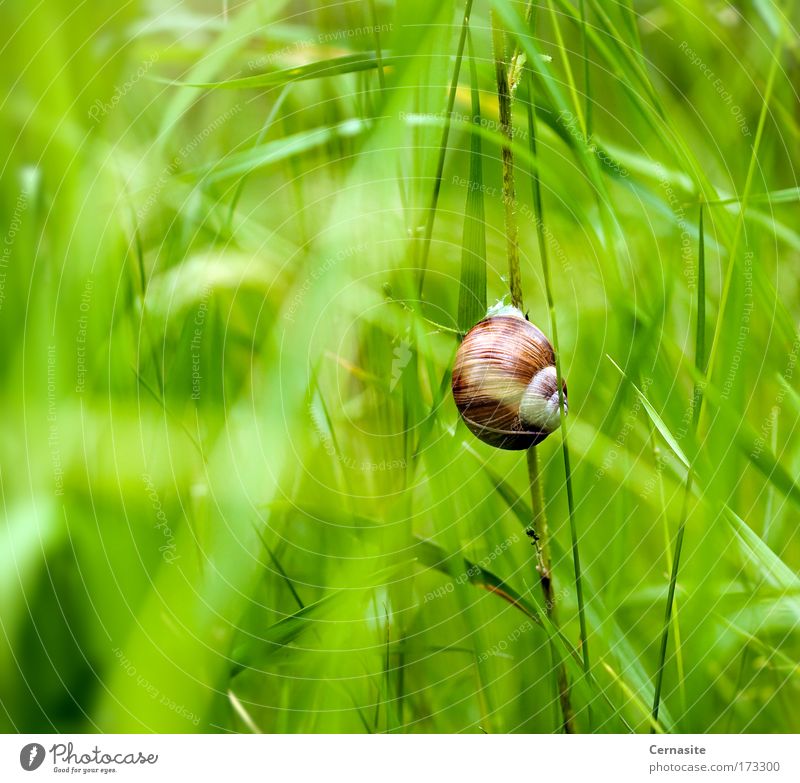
[452,306,567,450]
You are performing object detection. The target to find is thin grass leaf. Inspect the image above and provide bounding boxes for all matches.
[157,1,289,140]
[656,205,707,727]
[609,290,696,728]
[368,0,387,91]
[722,617,800,680]
[601,661,665,734]
[579,0,591,138]
[678,358,800,511]
[414,536,625,729]
[546,0,586,137]
[168,51,392,90]
[457,35,487,333]
[651,421,688,720]
[695,204,706,392]
[413,537,538,621]
[699,37,782,433]
[250,520,305,611]
[580,0,664,118]
[519,6,590,729]
[467,444,676,731]
[226,84,291,232]
[232,561,412,672]
[228,689,263,734]
[699,187,800,206]
[723,507,800,599]
[231,590,348,672]
[607,356,691,469]
[191,119,367,183]
[417,0,475,296]
[497,0,628,293]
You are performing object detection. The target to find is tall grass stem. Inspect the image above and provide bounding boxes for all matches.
[492,4,575,730]
[524,10,591,724]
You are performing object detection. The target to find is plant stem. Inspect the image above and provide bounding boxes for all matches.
[523,5,591,727]
[491,10,523,311]
[527,447,574,733]
[493,6,574,732]
[579,0,591,139]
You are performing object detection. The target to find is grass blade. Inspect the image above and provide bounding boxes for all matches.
[579,0,591,138]
[416,0,475,296]
[607,356,691,469]
[699,36,782,434]
[700,186,800,206]
[524,9,591,716]
[546,0,586,137]
[191,119,367,183]
[468,446,675,731]
[724,507,800,599]
[226,85,291,232]
[170,51,392,90]
[368,0,387,91]
[457,33,487,332]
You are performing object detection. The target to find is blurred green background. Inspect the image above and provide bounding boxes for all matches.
[1,0,799,733]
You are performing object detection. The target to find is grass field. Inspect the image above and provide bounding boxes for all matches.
[1,0,799,733]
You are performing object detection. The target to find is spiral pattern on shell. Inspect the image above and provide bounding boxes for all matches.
[451,307,567,450]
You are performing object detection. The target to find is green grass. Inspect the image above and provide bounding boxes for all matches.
[1,0,799,734]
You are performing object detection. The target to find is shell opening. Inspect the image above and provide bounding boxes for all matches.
[519,365,566,433]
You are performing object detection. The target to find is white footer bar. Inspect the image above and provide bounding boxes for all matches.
[1,734,795,782]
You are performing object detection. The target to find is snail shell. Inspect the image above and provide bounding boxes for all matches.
[452,306,567,450]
